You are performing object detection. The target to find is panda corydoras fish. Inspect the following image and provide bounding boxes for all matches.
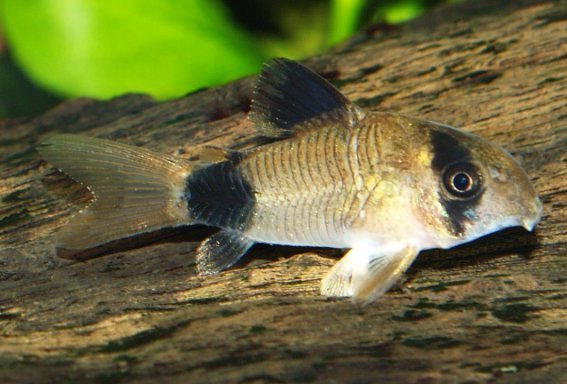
[38,58,543,303]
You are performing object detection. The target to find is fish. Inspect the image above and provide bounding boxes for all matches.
[37,58,543,303]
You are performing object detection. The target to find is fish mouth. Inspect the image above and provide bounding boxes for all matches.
[521,217,539,232]
[521,197,543,232]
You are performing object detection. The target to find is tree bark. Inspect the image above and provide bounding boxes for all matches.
[1,0,566,382]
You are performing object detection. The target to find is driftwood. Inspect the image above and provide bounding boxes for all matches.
[1,0,566,382]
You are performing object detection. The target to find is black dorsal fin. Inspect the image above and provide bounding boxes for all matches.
[250,58,365,138]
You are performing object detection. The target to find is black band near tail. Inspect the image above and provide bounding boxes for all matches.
[185,160,255,232]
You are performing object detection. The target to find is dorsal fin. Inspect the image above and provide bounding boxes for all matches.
[249,58,365,138]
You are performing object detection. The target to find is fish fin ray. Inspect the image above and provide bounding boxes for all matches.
[320,253,356,297]
[249,58,364,138]
[196,230,254,275]
[37,134,191,250]
[321,246,418,303]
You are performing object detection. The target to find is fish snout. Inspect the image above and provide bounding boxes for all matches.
[521,195,543,232]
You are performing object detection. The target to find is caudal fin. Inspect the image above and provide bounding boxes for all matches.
[38,134,192,250]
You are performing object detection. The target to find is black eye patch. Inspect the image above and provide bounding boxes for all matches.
[430,129,473,173]
[430,129,484,236]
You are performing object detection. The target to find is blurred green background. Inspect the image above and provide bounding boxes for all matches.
[0,0,454,118]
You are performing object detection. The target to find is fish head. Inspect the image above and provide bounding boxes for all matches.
[417,121,543,248]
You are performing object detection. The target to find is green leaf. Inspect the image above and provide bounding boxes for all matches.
[382,1,426,24]
[0,0,266,99]
[329,0,366,46]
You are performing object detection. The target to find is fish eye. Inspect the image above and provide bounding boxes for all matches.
[442,162,482,199]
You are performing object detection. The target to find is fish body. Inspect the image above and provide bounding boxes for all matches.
[38,59,542,302]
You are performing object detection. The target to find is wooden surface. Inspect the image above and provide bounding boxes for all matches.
[1,0,566,382]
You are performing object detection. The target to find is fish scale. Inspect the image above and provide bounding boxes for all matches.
[243,128,354,247]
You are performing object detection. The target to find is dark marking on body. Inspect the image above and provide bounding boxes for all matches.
[430,130,472,172]
[186,159,255,231]
[430,129,484,236]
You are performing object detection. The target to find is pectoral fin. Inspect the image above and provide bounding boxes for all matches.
[321,246,418,303]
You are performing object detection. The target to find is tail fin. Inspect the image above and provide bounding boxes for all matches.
[37,134,192,250]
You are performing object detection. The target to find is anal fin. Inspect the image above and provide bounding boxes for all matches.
[321,245,418,303]
[196,230,254,275]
